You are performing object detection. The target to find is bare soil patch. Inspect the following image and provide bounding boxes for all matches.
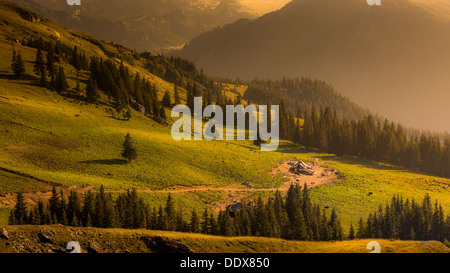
[270,160,344,191]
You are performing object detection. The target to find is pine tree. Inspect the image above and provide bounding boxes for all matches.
[82,190,94,227]
[266,198,280,238]
[157,205,167,230]
[103,193,117,228]
[55,66,68,92]
[162,90,171,107]
[209,213,218,235]
[67,190,81,226]
[190,209,200,233]
[75,79,80,93]
[34,48,46,87]
[60,209,68,226]
[46,51,56,87]
[31,207,41,225]
[133,73,143,104]
[237,200,251,236]
[159,105,167,120]
[174,84,181,105]
[165,194,176,231]
[12,51,26,79]
[93,190,105,227]
[253,196,270,237]
[59,190,67,223]
[356,218,365,239]
[176,208,187,232]
[121,133,137,163]
[36,200,47,225]
[152,99,160,117]
[201,209,210,234]
[218,209,235,236]
[349,223,355,240]
[11,48,16,72]
[9,192,28,225]
[71,46,80,75]
[86,76,100,103]
[292,208,308,240]
[48,187,60,222]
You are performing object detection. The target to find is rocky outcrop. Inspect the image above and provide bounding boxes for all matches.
[140,235,194,253]
[0,226,195,253]
[0,228,8,240]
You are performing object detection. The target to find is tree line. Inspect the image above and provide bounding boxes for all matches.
[240,76,450,179]
[278,105,450,178]
[12,38,170,121]
[244,77,370,121]
[351,194,450,243]
[141,52,214,91]
[9,185,450,243]
[8,184,343,241]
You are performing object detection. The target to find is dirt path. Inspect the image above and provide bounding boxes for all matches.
[125,160,343,212]
[0,161,344,212]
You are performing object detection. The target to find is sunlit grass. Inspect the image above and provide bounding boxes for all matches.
[0,15,450,233]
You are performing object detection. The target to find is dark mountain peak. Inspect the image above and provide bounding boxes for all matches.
[178,0,450,131]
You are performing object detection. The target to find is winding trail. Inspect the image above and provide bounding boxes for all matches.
[0,161,344,211]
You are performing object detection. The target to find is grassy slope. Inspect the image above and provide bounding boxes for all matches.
[0,1,450,251]
[2,55,450,229]
[0,225,449,253]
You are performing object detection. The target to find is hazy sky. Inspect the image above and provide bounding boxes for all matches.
[179,0,450,132]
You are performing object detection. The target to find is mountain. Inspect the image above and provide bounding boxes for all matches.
[8,0,289,52]
[239,0,291,16]
[178,0,450,132]
[1,0,450,253]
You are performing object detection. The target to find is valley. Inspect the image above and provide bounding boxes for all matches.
[8,0,290,52]
[178,0,450,132]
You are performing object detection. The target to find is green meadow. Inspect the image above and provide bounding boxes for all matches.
[0,1,450,233]
[2,69,450,229]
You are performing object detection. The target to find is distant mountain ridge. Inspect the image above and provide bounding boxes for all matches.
[178,0,450,132]
[8,0,289,52]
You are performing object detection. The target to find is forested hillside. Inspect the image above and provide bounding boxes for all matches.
[9,0,289,52]
[178,0,450,132]
[243,77,370,121]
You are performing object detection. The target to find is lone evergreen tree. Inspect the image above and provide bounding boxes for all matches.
[121,133,137,163]
[12,51,26,79]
